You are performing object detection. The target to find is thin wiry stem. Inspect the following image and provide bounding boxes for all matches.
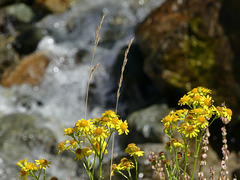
[83,13,106,180]
[84,13,106,120]
[110,38,134,180]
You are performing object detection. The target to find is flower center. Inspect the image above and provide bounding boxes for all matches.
[94,128,103,135]
[193,95,201,101]
[226,108,232,116]
[186,125,194,132]
[112,117,119,124]
[120,123,128,131]
[197,116,205,123]
[204,98,211,106]
[164,115,172,122]
[103,117,109,122]
[40,159,47,165]
[192,88,198,94]
[80,120,88,127]
[76,148,82,155]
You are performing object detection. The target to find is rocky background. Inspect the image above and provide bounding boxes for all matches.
[0,0,240,179]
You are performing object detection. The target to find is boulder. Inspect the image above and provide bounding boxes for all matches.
[135,0,239,116]
[127,104,171,144]
[1,52,50,87]
[34,0,71,13]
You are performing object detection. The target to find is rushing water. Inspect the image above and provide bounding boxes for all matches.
[0,0,165,179]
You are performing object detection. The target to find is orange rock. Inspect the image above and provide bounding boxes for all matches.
[35,0,71,13]
[1,52,50,87]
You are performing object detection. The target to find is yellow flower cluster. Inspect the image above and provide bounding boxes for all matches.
[111,157,135,176]
[16,158,51,180]
[58,110,129,158]
[162,87,232,138]
[125,143,145,157]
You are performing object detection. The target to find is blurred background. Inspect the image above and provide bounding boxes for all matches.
[0,0,239,179]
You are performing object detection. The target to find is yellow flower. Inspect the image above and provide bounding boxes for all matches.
[58,141,67,154]
[192,95,202,104]
[178,95,190,106]
[92,140,108,155]
[19,169,29,180]
[198,87,212,95]
[102,110,117,117]
[75,119,93,135]
[93,126,109,140]
[74,148,84,161]
[181,123,199,138]
[118,157,135,171]
[111,164,119,176]
[25,162,39,171]
[196,115,209,129]
[74,148,92,161]
[64,128,74,135]
[201,95,213,107]
[117,120,129,135]
[222,106,232,121]
[66,139,78,149]
[35,158,51,169]
[125,143,145,157]
[185,114,195,123]
[173,141,184,149]
[16,158,28,167]
[162,115,172,126]
[110,117,120,129]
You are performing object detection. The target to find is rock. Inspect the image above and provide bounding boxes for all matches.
[34,0,71,13]
[0,113,81,179]
[6,3,34,23]
[1,52,50,87]
[13,26,47,55]
[0,113,57,178]
[135,0,238,113]
[0,34,19,78]
[127,104,171,143]
[0,3,35,35]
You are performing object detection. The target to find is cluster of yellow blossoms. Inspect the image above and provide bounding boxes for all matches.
[111,143,144,177]
[162,87,232,138]
[16,158,51,180]
[58,110,129,159]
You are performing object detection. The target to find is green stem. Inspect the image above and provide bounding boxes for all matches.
[191,135,202,180]
[98,156,103,180]
[43,169,45,180]
[127,169,133,180]
[134,156,138,180]
[37,168,42,179]
[118,171,130,180]
[29,171,38,180]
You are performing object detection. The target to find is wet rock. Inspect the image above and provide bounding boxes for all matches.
[34,0,71,13]
[0,3,35,35]
[0,34,19,78]
[6,3,34,23]
[1,52,50,87]
[13,26,47,55]
[0,113,80,179]
[135,0,238,112]
[127,104,171,144]
[0,113,57,178]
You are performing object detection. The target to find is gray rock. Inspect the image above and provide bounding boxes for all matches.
[0,113,79,180]
[6,3,34,23]
[127,104,172,143]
